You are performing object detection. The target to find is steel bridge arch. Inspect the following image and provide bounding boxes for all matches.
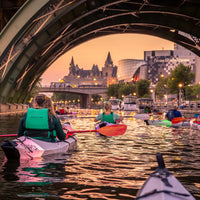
[1,0,200,103]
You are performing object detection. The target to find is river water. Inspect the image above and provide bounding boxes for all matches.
[0,110,199,199]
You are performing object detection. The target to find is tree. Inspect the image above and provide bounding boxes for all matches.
[118,83,136,98]
[136,79,150,98]
[92,94,101,103]
[106,84,122,99]
[185,84,200,100]
[26,78,42,103]
[167,63,195,95]
[155,77,168,98]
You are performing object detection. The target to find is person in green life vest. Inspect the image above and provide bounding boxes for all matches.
[94,102,123,124]
[18,94,67,142]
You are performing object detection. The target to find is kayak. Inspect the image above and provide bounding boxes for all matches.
[145,119,190,128]
[171,120,191,128]
[190,120,200,130]
[136,153,195,200]
[56,112,78,118]
[145,119,172,127]
[1,124,77,160]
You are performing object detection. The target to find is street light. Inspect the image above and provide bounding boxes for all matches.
[178,83,183,107]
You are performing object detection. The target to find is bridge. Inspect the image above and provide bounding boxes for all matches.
[40,86,107,108]
[1,1,200,104]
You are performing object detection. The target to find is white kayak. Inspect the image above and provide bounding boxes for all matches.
[136,153,195,200]
[190,120,200,130]
[171,121,191,128]
[1,125,77,160]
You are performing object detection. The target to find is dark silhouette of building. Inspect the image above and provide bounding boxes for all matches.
[64,52,118,86]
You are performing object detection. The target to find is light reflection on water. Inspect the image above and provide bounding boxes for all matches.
[0,110,200,199]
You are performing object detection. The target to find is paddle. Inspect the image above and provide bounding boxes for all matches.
[171,117,185,124]
[171,117,195,124]
[65,124,127,137]
[0,134,18,137]
[157,112,163,115]
[0,124,127,138]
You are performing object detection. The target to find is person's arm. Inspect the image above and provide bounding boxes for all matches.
[113,113,123,123]
[54,117,66,141]
[94,113,102,122]
[17,113,27,137]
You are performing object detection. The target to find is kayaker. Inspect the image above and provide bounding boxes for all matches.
[94,102,123,124]
[18,94,67,142]
[144,106,151,113]
[165,106,182,121]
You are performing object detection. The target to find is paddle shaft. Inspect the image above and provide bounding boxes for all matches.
[0,130,97,137]
[0,134,17,137]
[0,125,127,137]
[68,130,97,133]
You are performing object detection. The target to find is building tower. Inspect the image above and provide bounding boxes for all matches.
[102,52,115,77]
[102,52,118,86]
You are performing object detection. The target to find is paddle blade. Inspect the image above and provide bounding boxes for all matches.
[157,112,162,115]
[98,124,127,136]
[171,117,185,124]
[133,114,150,120]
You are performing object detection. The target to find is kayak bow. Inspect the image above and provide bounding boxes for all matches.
[136,153,195,200]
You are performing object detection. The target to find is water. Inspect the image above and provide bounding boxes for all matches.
[0,110,200,199]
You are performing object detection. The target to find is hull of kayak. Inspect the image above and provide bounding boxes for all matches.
[136,153,195,200]
[171,121,191,128]
[190,120,200,130]
[1,135,77,160]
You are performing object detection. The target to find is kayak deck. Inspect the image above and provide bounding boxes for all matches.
[1,135,77,160]
[136,153,195,200]
[145,119,191,128]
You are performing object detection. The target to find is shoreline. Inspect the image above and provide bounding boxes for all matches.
[0,104,28,115]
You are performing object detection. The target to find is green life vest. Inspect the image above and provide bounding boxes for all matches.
[102,112,116,124]
[25,108,56,141]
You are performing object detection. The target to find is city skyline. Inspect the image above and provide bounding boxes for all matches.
[41,34,174,86]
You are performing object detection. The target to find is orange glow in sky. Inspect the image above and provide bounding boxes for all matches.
[41,34,174,86]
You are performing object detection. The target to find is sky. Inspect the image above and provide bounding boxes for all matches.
[41,33,174,86]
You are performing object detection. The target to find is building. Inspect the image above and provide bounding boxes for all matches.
[117,59,146,83]
[144,45,197,84]
[63,52,118,87]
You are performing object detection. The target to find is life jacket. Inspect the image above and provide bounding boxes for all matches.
[102,112,115,124]
[24,108,57,141]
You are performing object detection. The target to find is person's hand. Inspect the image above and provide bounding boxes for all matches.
[62,122,71,133]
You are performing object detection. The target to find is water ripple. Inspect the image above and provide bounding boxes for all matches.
[0,111,199,199]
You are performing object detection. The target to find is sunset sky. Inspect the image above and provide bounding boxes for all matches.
[41,33,174,86]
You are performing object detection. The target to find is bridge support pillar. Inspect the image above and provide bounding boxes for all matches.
[80,94,92,108]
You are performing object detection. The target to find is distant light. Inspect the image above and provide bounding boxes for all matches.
[178,83,183,88]
[170,29,176,32]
